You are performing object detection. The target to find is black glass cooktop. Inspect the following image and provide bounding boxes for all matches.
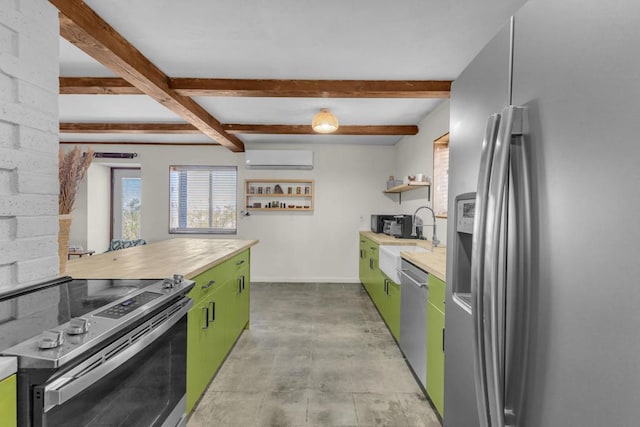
[0,277,160,352]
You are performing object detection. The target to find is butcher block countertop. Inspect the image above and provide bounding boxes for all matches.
[64,238,259,280]
[360,231,447,282]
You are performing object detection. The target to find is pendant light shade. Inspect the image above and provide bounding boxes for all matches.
[312,108,339,134]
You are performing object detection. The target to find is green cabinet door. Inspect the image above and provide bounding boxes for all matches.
[386,280,401,341]
[359,238,368,285]
[0,375,16,427]
[218,278,237,357]
[206,285,228,375]
[427,301,445,417]
[235,249,251,331]
[362,238,379,294]
[187,285,228,413]
[238,267,250,330]
[186,298,211,413]
[226,250,250,343]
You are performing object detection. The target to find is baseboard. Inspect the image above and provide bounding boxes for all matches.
[251,276,361,284]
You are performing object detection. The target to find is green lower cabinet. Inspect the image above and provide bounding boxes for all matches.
[186,249,252,414]
[186,298,211,413]
[0,374,17,427]
[238,269,250,329]
[372,274,401,342]
[426,301,445,417]
[358,239,368,286]
[361,237,379,295]
[227,250,251,344]
[386,280,401,341]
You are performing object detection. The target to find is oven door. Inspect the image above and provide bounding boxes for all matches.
[32,298,191,427]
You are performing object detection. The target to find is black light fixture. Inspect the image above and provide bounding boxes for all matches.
[89,152,138,159]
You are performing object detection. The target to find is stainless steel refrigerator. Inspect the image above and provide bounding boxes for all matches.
[444,0,640,426]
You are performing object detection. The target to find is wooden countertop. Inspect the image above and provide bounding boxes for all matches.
[0,356,17,379]
[400,247,447,282]
[360,231,447,282]
[64,238,259,280]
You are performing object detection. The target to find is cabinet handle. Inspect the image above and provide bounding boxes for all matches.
[359,249,364,258]
[242,275,246,291]
[202,307,209,329]
[369,259,374,270]
[209,301,215,323]
[442,328,445,353]
[370,246,376,250]
[236,259,245,266]
[202,280,215,290]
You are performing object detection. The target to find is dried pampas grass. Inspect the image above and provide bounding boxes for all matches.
[59,146,94,214]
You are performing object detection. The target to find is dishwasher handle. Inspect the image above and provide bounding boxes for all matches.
[398,269,428,288]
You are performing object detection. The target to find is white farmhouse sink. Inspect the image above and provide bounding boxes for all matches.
[379,245,429,284]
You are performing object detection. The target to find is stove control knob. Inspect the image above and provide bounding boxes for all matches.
[162,278,175,289]
[173,274,184,284]
[38,330,64,350]
[66,317,89,335]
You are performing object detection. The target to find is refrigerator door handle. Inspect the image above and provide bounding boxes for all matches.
[471,113,501,427]
[485,105,528,427]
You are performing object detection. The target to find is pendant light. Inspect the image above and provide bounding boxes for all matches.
[312,108,339,134]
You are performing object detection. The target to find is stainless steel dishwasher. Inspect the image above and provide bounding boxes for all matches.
[399,258,428,390]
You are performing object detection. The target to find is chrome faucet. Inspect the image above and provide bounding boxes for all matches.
[412,206,440,247]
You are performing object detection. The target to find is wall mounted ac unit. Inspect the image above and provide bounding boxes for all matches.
[245,150,314,170]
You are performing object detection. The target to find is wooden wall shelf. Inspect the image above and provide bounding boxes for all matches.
[245,179,314,211]
[383,181,430,204]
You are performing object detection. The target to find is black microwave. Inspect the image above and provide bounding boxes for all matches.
[371,214,395,233]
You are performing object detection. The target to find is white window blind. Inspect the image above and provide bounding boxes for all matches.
[169,165,237,234]
[433,140,449,217]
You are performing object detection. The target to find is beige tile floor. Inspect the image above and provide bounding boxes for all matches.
[187,283,441,427]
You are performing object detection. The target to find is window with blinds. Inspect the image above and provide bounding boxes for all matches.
[433,134,449,218]
[169,165,237,234]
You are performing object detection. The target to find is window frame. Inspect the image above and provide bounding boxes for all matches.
[432,132,449,219]
[168,165,238,235]
[110,167,142,241]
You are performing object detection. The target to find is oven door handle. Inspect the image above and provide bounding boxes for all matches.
[43,298,192,413]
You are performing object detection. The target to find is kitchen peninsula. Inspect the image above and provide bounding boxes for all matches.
[65,237,258,413]
[64,238,258,280]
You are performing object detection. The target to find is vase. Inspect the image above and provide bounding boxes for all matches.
[58,214,72,274]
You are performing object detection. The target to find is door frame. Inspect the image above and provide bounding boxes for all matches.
[110,167,142,241]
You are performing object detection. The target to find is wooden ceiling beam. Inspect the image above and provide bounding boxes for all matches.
[50,0,244,152]
[173,78,451,98]
[59,76,451,98]
[60,123,200,134]
[59,77,143,95]
[59,141,219,146]
[223,124,419,136]
[60,122,418,136]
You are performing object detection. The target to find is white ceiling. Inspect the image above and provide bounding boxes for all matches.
[58,0,527,147]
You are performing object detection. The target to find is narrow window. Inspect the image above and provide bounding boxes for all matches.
[433,133,449,218]
[112,168,142,240]
[169,166,237,234]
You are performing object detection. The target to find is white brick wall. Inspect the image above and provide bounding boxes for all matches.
[0,0,59,290]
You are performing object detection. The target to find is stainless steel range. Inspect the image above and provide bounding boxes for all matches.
[0,275,194,427]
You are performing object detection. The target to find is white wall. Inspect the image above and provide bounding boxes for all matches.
[0,0,59,290]
[394,100,450,246]
[68,101,451,283]
[71,142,398,282]
[86,164,111,252]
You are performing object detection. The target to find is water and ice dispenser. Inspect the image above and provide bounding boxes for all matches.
[452,192,475,310]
